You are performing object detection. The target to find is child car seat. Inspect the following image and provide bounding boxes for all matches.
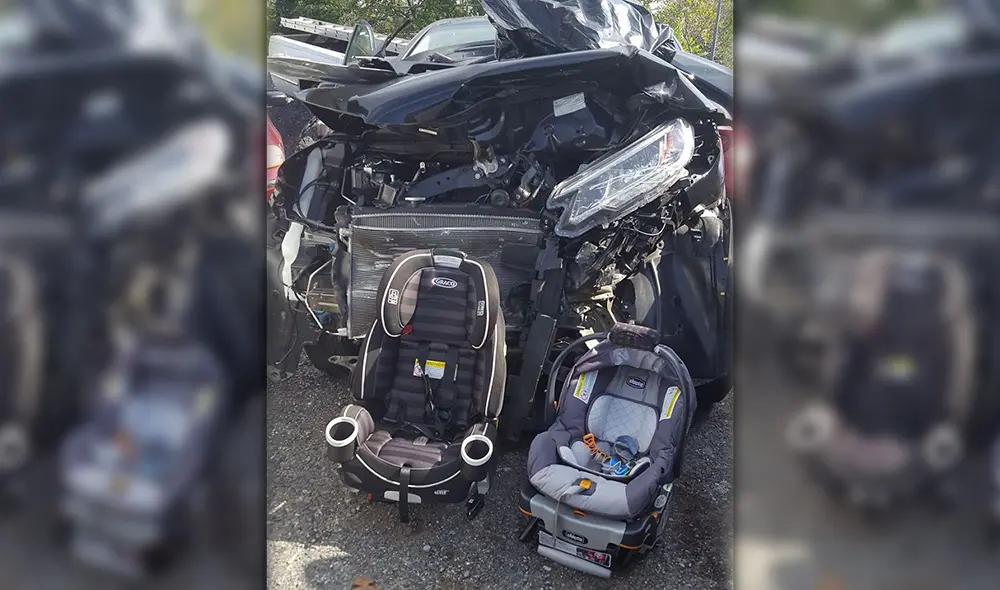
[786,247,977,509]
[519,323,696,577]
[324,249,506,522]
[58,329,227,578]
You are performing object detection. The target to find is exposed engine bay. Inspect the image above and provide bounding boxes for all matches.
[276,90,725,329]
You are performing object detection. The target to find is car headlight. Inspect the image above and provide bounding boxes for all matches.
[546,118,695,238]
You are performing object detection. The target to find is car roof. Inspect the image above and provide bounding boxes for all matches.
[425,16,491,27]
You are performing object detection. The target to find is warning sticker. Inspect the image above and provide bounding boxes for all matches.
[553,93,586,118]
[660,386,682,421]
[413,358,446,380]
[572,372,597,404]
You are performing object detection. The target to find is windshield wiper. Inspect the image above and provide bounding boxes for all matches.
[376,18,411,57]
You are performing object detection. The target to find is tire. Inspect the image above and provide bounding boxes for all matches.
[694,374,731,421]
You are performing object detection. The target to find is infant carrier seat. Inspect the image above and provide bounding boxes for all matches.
[519,324,696,577]
[324,249,506,522]
[786,247,977,511]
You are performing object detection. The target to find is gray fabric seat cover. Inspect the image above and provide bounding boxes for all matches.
[527,343,696,520]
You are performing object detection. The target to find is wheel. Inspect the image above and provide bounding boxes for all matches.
[694,375,731,422]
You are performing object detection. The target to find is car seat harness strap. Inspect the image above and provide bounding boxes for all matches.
[414,342,464,441]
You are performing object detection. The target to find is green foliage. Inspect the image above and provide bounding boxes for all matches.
[741,0,940,30]
[187,0,264,57]
[269,0,733,67]
[654,0,733,68]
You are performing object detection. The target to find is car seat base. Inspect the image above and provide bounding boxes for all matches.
[518,481,663,576]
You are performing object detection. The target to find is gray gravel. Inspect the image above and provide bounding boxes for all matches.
[0,458,252,590]
[735,350,1000,590]
[266,359,733,590]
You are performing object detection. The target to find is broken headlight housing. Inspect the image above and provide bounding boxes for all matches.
[546,118,694,238]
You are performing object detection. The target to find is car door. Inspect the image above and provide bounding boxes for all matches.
[343,21,377,65]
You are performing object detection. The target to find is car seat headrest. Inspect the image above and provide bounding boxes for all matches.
[609,323,660,351]
[376,249,500,349]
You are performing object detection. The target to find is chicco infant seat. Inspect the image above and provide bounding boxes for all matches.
[324,249,506,522]
[519,323,696,577]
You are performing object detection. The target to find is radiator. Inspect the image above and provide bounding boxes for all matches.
[347,207,544,338]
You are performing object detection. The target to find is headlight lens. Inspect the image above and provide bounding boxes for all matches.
[546,118,695,238]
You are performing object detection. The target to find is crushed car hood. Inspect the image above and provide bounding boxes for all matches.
[298,45,727,134]
[482,0,680,60]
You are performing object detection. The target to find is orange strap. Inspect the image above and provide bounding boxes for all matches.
[582,433,610,462]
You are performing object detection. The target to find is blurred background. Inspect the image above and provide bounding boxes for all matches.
[736,0,1000,588]
[0,0,264,588]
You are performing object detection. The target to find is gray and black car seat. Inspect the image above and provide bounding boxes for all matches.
[519,324,696,577]
[324,249,506,522]
[786,248,977,508]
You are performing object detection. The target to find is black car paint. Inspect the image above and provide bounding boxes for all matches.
[296,46,726,130]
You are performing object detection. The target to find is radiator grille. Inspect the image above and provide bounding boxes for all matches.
[347,207,544,337]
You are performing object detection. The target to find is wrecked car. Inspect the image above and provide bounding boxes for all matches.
[267,0,734,440]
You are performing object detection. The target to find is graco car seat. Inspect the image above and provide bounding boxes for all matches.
[324,249,506,522]
[786,248,977,511]
[519,323,696,577]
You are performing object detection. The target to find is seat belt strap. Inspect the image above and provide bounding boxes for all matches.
[438,346,462,428]
[415,341,446,439]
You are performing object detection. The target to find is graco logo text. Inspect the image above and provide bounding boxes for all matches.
[432,277,458,289]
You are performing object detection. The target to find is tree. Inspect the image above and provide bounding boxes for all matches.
[268,0,733,67]
[654,0,734,67]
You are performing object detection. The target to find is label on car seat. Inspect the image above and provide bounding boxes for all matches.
[660,386,682,421]
[414,358,446,380]
[573,372,597,404]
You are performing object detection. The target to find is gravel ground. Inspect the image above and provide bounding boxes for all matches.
[265,359,734,590]
[0,457,252,590]
[735,348,1000,590]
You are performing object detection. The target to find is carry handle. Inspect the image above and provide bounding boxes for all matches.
[608,322,659,351]
[544,332,608,425]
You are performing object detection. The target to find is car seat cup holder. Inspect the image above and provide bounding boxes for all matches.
[785,402,837,455]
[460,433,494,482]
[325,416,360,464]
[922,423,963,473]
